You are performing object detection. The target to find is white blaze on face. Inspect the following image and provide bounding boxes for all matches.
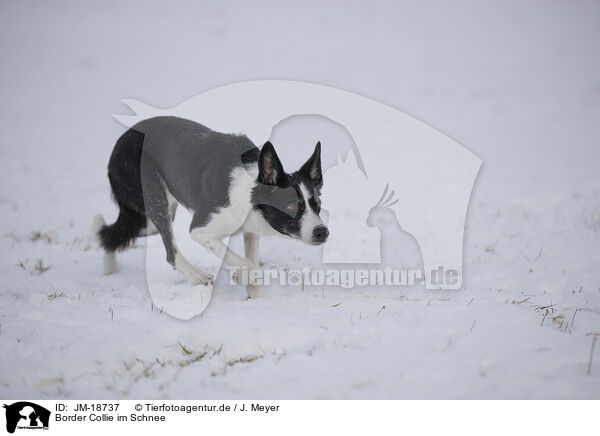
[299,183,324,244]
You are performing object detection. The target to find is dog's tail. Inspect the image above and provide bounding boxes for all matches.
[92,207,145,276]
[94,206,146,252]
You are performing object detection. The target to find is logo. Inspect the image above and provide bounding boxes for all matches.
[3,403,50,434]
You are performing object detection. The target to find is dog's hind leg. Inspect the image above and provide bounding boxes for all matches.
[92,214,119,275]
[137,201,174,236]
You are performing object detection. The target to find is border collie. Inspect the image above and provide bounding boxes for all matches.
[93,116,328,298]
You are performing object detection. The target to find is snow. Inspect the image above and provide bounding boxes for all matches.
[1,0,599,399]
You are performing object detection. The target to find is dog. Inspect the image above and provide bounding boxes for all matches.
[93,116,328,298]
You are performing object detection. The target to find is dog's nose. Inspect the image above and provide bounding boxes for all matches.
[312,226,329,243]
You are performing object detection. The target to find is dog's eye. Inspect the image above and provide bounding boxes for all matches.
[287,203,297,211]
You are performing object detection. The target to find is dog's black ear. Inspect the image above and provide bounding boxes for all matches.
[299,141,322,185]
[258,141,285,185]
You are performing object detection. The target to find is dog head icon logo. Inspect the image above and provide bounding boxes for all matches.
[3,402,50,433]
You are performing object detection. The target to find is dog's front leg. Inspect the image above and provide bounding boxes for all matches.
[190,230,260,297]
[243,232,260,299]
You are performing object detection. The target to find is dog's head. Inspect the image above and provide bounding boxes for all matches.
[252,141,328,245]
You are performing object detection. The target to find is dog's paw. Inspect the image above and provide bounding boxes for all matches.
[190,271,214,287]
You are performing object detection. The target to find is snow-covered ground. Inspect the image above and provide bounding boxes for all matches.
[1,0,599,399]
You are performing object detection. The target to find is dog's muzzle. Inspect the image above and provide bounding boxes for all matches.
[312,225,329,244]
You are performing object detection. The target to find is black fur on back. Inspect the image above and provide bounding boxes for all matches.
[98,117,260,255]
[98,128,147,252]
